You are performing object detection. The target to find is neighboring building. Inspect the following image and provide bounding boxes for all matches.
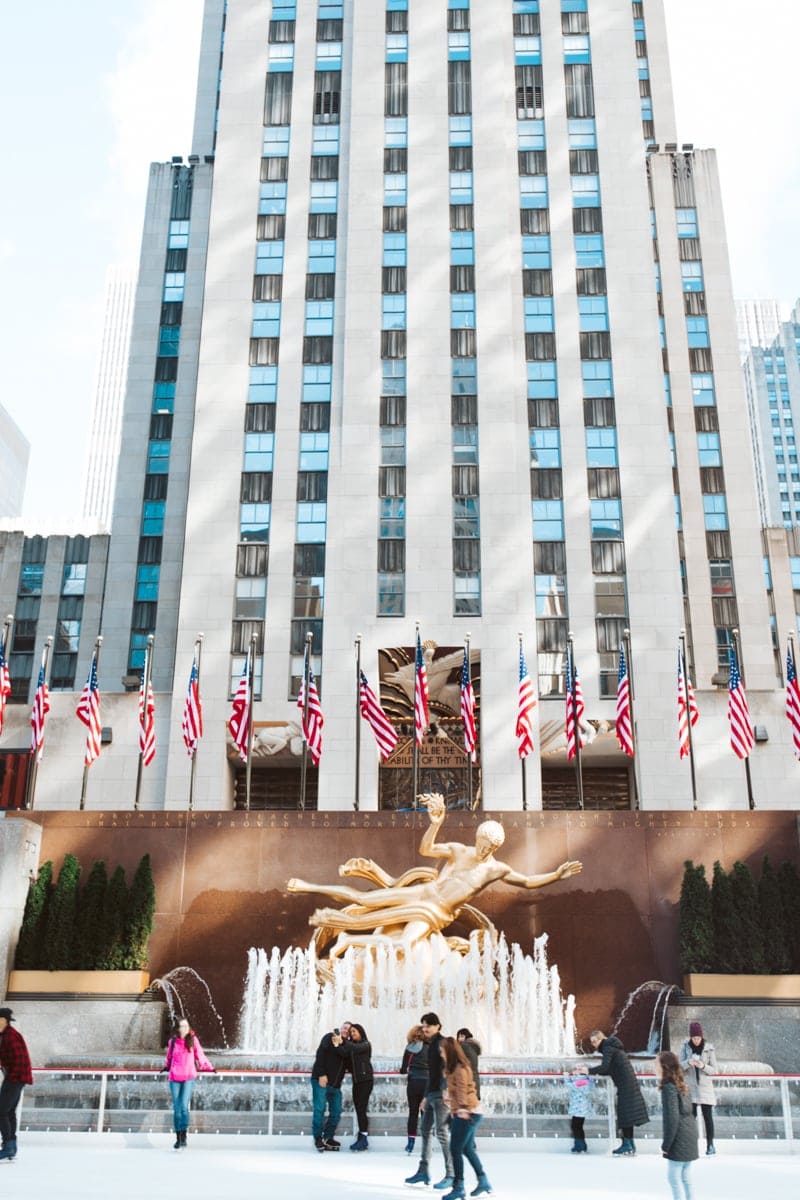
[736,298,783,364]
[2,0,798,812]
[0,405,30,518]
[743,304,800,529]
[82,266,136,527]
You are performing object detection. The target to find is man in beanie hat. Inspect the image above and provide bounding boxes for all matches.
[679,1021,718,1155]
[405,1013,454,1190]
[0,1008,32,1162]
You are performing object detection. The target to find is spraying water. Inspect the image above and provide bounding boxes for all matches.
[239,931,576,1057]
[149,966,230,1049]
[611,979,683,1053]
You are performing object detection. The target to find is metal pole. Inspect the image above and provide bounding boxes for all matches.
[188,633,203,811]
[518,632,528,812]
[299,632,312,811]
[245,634,257,811]
[567,633,584,810]
[465,632,474,812]
[354,634,362,811]
[412,621,420,810]
[134,634,154,811]
[679,629,698,810]
[79,636,103,812]
[731,628,755,810]
[26,636,53,811]
[623,628,640,811]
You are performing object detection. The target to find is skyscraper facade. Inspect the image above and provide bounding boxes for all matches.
[743,304,800,529]
[8,0,796,812]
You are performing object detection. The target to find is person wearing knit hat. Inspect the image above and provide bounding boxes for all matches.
[0,1007,33,1162]
[679,1021,718,1155]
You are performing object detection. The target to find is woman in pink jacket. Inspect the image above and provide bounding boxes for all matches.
[161,1018,215,1148]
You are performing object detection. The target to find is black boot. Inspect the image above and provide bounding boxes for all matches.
[173,1132,181,1150]
[180,1130,188,1149]
[0,1140,17,1162]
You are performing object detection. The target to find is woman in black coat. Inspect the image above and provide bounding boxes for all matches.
[656,1050,698,1200]
[335,1022,373,1152]
[588,1031,649,1155]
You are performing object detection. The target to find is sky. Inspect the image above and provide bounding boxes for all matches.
[1,0,798,523]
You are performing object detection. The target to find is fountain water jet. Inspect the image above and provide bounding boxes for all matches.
[239,931,576,1058]
[149,966,230,1049]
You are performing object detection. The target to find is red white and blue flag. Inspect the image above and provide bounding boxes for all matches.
[30,664,50,761]
[677,646,699,759]
[615,644,634,757]
[229,650,252,762]
[138,672,155,766]
[359,670,398,761]
[182,656,204,757]
[565,646,585,762]
[461,647,477,762]
[414,633,430,746]
[516,643,537,760]
[786,640,800,760]
[728,647,754,759]
[298,650,324,766]
[0,630,11,736]
[76,653,102,766]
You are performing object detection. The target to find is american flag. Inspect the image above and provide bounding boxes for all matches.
[786,640,800,759]
[297,651,324,765]
[76,653,102,766]
[0,630,11,736]
[359,670,398,761]
[615,644,634,757]
[228,650,252,762]
[728,647,754,759]
[182,656,204,757]
[30,664,50,761]
[138,673,155,766]
[414,633,430,746]
[461,647,477,762]
[677,646,699,759]
[516,643,537,760]
[565,647,585,762]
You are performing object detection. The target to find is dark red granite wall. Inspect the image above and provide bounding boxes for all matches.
[8,808,799,1048]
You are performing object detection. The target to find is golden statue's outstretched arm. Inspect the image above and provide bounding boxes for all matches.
[417,793,455,861]
[499,860,582,890]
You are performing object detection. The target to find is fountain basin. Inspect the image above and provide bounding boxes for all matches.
[8,970,151,994]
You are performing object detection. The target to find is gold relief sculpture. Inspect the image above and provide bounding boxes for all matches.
[287,793,582,969]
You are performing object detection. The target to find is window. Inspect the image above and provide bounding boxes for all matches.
[585,427,617,467]
[703,494,728,531]
[564,64,595,117]
[590,499,622,539]
[533,499,564,541]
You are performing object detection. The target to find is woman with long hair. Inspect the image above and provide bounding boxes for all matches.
[439,1036,492,1199]
[656,1050,698,1200]
[679,1021,717,1155]
[161,1017,215,1149]
[400,1022,429,1154]
[335,1022,373,1151]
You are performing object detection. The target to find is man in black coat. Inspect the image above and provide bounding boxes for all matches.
[310,1020,351,1151]
[405,1012,454,1189]
[588,1030,649,1155]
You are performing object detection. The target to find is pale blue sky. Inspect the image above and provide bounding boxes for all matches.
[0,1,797,522]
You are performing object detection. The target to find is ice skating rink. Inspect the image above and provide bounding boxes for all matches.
[1,1136,796,1200]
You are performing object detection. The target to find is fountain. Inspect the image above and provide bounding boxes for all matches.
[239,931,576,1058]
[611,980,683,1054]
[149,966,230,1049]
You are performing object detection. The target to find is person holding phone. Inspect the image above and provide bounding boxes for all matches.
[679,1021,718,1155]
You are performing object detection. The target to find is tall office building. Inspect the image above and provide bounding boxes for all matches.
[82,267,136,527]
[743,303,800,529]
[13,0,796,812]
[736,298,783,364]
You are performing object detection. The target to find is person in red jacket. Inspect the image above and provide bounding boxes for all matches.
[0,1007,33,1162]
[161,1018,215,1149]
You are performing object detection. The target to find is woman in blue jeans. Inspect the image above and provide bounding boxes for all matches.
[656,1050,698,1200]
[440,1037,492,1199]
[162,1018,215,1149]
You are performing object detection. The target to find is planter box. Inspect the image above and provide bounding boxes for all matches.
[683,973,800,1000]
[7,970,150,996]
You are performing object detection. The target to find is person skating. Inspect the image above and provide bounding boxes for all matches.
[588,1030,648,1155]
[440,1036,492,1199]
[161,1017,215,1148]
[0,1007,32,1162]
[334,1022,373,1151]
[656,1050,698,1200]
[563,1063,595,1152]
[310,1021,351,1151]
[400,1022,429,1155]
[405,1012,454,1189]
[679,1021,718,1155]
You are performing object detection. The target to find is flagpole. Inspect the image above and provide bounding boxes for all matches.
[354,634,362,812]
[25,636,52,811]
[679,629,698,810]
[188,633,203,810]
[412,621,420,810]
[567,633,584,810]
[79,636,102,812]
[464,632,474,811]
[731,628,755,810]
[623,629,640,811]
[299,631,312,812]
[134,634,154,811]
[245,633,257,811]
[517,632,528,811]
